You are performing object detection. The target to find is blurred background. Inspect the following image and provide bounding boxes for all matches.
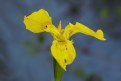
[0,0,121,81]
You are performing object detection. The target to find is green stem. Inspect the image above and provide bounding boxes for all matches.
[53,58,65,81]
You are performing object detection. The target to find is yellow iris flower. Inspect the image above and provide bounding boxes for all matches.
[24,9,106,70]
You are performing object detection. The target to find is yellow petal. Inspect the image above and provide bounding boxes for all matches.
[94,29,106,41]
[51,40,76,70]
[63,22,106,41]
[24,9,52,33]
[63,23,76,39]
[45,25,60,39]
[58,20,62,33]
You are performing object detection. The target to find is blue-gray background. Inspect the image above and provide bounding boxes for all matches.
[0,0,121,81]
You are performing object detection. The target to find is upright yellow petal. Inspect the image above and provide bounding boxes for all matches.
[51,40,76,70]
[24,9,52,33]
[63,23,76,39]
[45,25,61,39]
[58,20,62,33]
[63,22,106,41]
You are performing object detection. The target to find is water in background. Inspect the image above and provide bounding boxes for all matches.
[0,0,121,81]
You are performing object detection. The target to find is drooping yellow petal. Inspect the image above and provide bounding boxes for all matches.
[94,29,106,40]
[63,22,106,41]
[51,40,76,70]
[24,9,52,33]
